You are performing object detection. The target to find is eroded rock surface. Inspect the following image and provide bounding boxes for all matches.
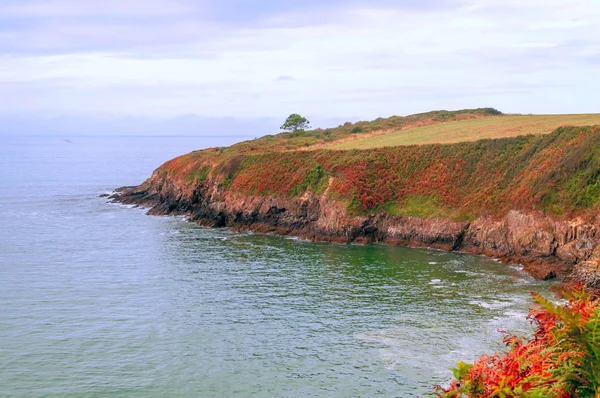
[112,170,600,285]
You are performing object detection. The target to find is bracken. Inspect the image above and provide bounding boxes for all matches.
[436,285,600,398]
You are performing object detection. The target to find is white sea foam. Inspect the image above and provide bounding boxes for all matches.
[469,300,515,309]
[503,310,528,319]
[454,269,484,277]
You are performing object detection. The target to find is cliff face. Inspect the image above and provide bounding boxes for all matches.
[113,125,600,286]
[115,167,600,285]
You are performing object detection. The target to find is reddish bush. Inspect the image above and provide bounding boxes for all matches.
[437,286,600,397]
[160,126,600,217]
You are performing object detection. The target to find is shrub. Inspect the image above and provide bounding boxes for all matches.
[163,126,600,218]
[433,111,456,122]
[436,286,600,397]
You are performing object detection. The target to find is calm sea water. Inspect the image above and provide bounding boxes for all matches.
[0,135,554,397]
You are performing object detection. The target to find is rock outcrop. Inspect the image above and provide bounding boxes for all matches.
[113,169,600,283]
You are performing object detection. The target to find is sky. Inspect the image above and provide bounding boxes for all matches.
[1,0,599,135]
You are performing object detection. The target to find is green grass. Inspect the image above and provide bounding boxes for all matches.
[226,108,503,153]
[384,196,476,221]
[183,165,211,184]
[386,195,446,218]
[327,114,600,150]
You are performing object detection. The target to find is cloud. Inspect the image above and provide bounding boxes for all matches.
[586,53,600,65]
[0,0,456,56]
[275,75,295,81]
[0,0,599,133]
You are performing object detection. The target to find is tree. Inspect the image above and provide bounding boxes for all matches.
[280,114,310,132]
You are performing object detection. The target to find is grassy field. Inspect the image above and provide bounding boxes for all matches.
[326,114,600,150]
[227,108,502,153]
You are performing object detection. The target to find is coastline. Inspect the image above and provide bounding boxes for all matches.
[110,178,600,287]
[109,124,600,291]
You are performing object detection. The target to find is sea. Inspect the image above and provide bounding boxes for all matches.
[0,134,555,397]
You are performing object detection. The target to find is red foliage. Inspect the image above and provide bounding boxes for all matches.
[439,286,600,397]
[161,125,600,217]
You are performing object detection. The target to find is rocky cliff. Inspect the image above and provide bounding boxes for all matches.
[113,125,600,287]
[114,173,600,285]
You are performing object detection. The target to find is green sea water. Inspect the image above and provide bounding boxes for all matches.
[0,135,554,397]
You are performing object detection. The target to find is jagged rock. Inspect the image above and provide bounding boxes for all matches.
[113,170,600,286]
[572,261,600,289]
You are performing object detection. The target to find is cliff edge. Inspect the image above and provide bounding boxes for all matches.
[113,115,600,287]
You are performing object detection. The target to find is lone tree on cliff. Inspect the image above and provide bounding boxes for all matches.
[280,114,310,132]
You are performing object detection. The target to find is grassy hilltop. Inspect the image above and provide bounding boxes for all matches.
[223,108,600,153]
[328,113,600,149]
[158,109,600,219]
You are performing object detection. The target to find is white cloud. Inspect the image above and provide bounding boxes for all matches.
[1,0,599,125]
[0,0,197,17]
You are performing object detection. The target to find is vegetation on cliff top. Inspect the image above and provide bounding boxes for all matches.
[226,108,505,153]
[161,124,600,219]
[211,109,599,154]
[280,113,311,132]
[329,114,600,149]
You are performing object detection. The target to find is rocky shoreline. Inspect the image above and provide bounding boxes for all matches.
[111,170,600,288]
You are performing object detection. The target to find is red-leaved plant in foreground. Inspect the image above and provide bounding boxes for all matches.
[437,285,600,397]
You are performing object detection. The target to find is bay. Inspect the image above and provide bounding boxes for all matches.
[0,135,553,397]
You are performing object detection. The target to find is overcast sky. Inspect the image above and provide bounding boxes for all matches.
[1,0,599,135]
